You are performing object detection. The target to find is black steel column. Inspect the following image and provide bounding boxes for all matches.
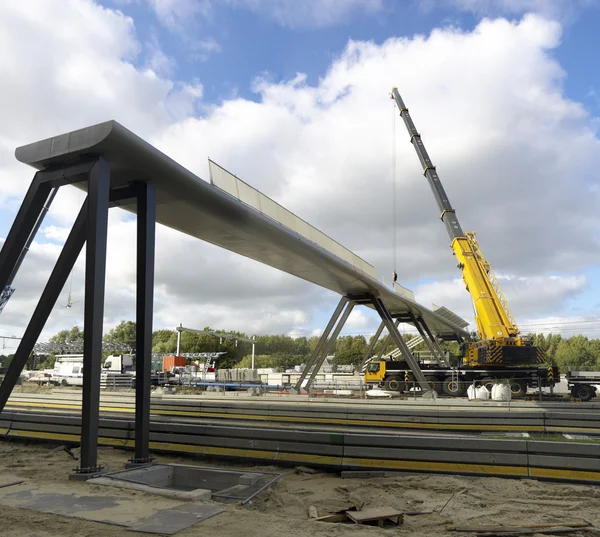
[0,201,88,412]
[77,158,110,475]
[0,177,52,292]
[132,182,156,464]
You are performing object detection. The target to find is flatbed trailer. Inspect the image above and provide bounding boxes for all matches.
[365,360,559,398]
[565,371,600,401]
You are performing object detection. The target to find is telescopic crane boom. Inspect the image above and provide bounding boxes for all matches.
[390,87,543,366]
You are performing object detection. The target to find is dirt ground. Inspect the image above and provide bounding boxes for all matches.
[0,439,599,537]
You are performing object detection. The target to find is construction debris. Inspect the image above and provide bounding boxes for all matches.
[447,521,594,535]
[294,466,317,475]
[347,506,404,527]
[308,504,403,527]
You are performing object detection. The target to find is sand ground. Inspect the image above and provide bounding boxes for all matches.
[0,439,599,537]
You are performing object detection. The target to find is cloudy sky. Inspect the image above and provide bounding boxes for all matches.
[1,0,600,352]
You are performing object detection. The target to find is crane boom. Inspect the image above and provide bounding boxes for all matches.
[390,88,542,367]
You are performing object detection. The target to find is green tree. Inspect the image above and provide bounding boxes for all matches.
[0,354,14,368]
[50,326,84,344]
[105,321,136,348]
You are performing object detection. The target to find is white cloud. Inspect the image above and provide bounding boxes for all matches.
[148,0,213,30]
[142,0,384,29]
[232,0,384,28]
[1,4,599,349]
[518,315,600,338]
[424,0,598,20]
[346,309,371,329]
[415,274,587,331]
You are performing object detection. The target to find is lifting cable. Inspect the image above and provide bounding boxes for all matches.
[391,99,398,285]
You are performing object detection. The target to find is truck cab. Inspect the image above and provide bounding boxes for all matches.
[103,354,135,373]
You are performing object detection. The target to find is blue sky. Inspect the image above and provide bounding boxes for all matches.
[1,0,600,348]
[100,0,600,111]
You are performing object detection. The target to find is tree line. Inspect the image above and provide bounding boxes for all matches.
[1,322,600,372]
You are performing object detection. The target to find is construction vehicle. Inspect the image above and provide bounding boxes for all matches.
[364,88,558,398]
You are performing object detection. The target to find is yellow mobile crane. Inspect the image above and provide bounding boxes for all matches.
[364,89,557,397]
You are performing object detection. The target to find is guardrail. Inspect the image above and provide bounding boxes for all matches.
[5,392,600,436]
[0,409,598,484]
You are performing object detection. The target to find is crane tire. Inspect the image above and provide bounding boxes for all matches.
[442,376,465,397]
[425,377,441,393]
[509,379,527,398]
[480,377,495,392]
[385,376,403,392]
[573,384,595,402]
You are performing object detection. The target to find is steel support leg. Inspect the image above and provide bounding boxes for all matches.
[375,318,401,360]
[0,177,52,292]
[412,316,449,367]
[371,298,432,394]
[131,183,156,464]
[415,316,450,367]
[359,321,385,371]
[77,158,110,476]
[292,297,347,392]
[0,201,88,412]
[305,301,355,391]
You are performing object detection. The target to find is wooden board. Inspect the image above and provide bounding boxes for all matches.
[346,506,403,527]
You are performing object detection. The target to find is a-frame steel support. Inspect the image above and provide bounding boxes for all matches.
[411,314,450,368]
[359,321,385,371]
[304,300,355,391]
[292,297,348,393]
[0,159,157,478]
[370,297,432,394]
[293,294,433,396]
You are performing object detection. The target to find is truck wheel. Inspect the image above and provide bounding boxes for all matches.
[425,377,441,392]
[442,376,464,397]
[573,384,595,402]
[509,379,527,398]
[481,377,495,392]
[61,379,68,387]
[385,376,403,392]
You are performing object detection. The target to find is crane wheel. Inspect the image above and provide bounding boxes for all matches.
[442,376,465,397]
[425,377,441,393]
[480,377,495,392]
[509,379,527,398]
[385,376,404,392]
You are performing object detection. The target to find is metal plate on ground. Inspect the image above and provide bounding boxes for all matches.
[128,503,224,534]
[0,481,224,534]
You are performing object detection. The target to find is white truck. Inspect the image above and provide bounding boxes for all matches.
[102,354,135,373]
[48,354,135,387]
[51,354,84,386]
